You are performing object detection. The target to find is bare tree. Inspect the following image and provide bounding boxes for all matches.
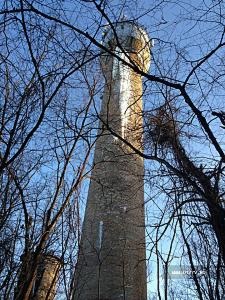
[1,0,225,299]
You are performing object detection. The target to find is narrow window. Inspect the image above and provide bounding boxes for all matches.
[99,221,104,249]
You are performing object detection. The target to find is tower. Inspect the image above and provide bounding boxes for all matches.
[73,21,151,300]
[15,253,61,300]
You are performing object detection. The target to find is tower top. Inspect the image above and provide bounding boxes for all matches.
[102,21,150,47]
[102,21,151,72]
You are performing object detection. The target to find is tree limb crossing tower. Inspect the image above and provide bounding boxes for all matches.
[73,21,151,300]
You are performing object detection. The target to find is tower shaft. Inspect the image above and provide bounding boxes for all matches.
[73,21,151,300]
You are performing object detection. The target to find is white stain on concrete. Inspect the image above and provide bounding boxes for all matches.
[113,47,131,138]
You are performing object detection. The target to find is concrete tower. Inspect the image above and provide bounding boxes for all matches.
[15,253,61,300]
[73,21,151,300]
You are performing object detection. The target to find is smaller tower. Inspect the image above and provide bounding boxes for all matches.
[15,253,61,300]
[32,254,62,300]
